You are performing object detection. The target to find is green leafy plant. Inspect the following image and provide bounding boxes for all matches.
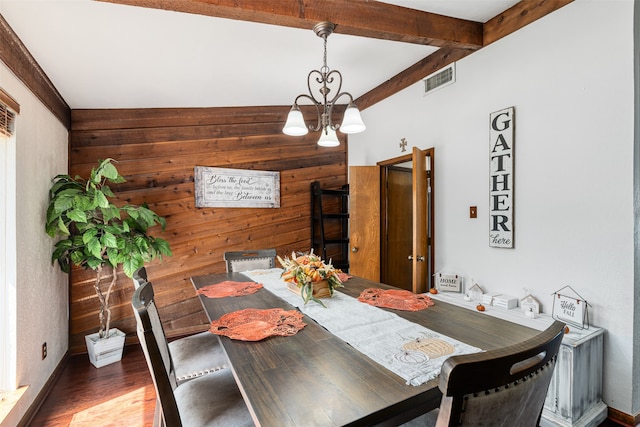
[46,158,172,339]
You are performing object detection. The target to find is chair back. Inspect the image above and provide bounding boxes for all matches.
[132,281,182,426]
[132,266,148,289]
[224,248,277,272]
[435,320,566,427]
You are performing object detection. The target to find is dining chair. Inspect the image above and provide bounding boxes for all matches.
[132,267,228,385]
[132,266,148,288]
[132,280,253,427]
[403,320,566,427]
[223,248,277,272]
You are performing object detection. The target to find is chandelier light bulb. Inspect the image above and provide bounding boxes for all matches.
[283,105,308,136]
[317,127,340,147]
[340,103,366,134]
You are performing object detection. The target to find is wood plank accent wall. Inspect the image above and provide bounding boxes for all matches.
[68,106,348,354]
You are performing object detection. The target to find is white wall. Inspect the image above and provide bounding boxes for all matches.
[350,0,637,415]
[0,60,69,423]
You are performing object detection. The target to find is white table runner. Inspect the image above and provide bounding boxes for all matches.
[243,269,481,386]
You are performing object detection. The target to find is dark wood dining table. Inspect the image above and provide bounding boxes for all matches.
[191,272,539,427]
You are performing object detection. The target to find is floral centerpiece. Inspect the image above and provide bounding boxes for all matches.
[278,250,343,306]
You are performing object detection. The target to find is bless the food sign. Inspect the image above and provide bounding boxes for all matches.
[489,107,514,248]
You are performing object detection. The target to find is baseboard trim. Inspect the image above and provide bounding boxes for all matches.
[607,407,640,426]
[16,351,69,427]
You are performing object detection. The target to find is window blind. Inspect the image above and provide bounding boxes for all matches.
[0,104,15,137]
[0,88,19,137]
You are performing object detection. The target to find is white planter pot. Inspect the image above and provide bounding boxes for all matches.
[85,328,126,368]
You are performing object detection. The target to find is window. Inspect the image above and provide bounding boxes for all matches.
[0,90,18,393]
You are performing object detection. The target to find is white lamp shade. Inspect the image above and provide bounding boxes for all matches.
[283,107,308,136]
[317,127,340,147]
[339,105,366,134]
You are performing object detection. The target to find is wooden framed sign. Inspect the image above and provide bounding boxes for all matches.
[194,166,280,208]
[489,107,514,248]
[436,273,462,293]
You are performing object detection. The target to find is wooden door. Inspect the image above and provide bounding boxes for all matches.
[412,147,428,294]
[382,167,413,290]
[378,147,433,293]
[348,166,380,281]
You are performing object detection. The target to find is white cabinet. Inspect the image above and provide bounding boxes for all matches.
[428,292,608,427]
[541,327,607,427]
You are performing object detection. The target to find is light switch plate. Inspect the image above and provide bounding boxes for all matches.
[470,206,477,218]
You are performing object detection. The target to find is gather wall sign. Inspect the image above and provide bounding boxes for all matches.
[489,107,514,248]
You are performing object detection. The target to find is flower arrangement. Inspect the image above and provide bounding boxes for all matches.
[278,249,343,306]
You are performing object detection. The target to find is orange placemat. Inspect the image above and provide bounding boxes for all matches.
[337,272,352,282]
[209,308,306,341]
[358,288,435,311]
[196,280,263,298]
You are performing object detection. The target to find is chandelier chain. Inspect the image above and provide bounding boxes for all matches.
[323,35,328,71]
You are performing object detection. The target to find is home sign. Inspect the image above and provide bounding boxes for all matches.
[489,106,514,248]
[436,273,462,293]
[194,166,280,208]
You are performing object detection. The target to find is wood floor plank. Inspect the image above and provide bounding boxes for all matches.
[28,345,155,426]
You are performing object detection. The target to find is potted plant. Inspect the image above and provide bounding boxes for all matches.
[45,158,172,367]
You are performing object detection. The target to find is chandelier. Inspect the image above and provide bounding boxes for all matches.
[283,22,366,147]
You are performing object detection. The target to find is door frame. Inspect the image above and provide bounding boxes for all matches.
[378,147,435,290]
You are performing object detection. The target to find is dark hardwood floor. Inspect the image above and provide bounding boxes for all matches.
[28,345,156,426]
[27,344,627,426]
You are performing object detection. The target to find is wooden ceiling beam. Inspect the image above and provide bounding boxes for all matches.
[357,0,575,110]
[355,47,473,111]
[96,0,484,49]
[484,0,574,46]
[97,0,574,112]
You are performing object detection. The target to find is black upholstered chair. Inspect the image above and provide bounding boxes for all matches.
[403,320,565,427]
[132,267,228,385]
[132,280,253,427]
[223,248,277,272]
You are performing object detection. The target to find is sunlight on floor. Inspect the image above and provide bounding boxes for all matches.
[69,385,155,427]
[0,386,28,426]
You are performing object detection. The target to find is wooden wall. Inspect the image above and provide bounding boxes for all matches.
[68,106,348,354]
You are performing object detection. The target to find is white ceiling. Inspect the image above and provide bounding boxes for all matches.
[0,0,519,110]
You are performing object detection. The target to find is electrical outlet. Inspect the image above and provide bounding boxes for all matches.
[42,342,47,360]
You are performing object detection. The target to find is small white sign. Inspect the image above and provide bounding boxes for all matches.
[553,294,585,326]
[437,274,462,293]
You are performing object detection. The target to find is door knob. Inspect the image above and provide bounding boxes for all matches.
[407,255,413,260]
[352,247,359,253]
[417,255,425,262]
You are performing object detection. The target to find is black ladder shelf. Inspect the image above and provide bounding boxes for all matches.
[310,181,349,272]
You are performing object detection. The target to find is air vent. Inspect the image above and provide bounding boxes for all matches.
[423,63,455,95]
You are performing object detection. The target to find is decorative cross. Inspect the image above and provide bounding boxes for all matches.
[400,138,408,152]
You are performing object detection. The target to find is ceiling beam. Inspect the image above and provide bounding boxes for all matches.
[357,0,575,110]
[484,0,574,46]
[0,15,70,128]
[355,47,473,111]
[96,0,484,50]
[98,0,574,113]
